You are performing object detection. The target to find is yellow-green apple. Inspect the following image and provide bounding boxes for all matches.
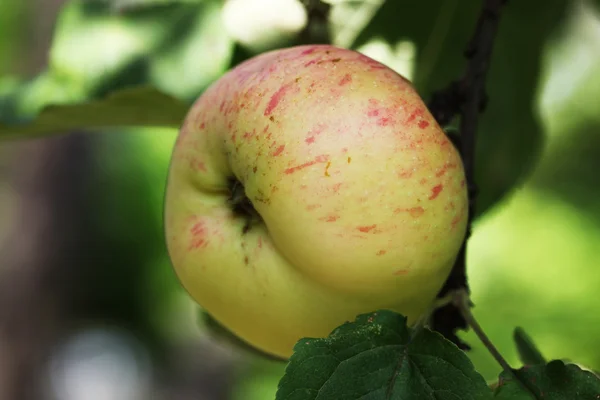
[164,44,468,359]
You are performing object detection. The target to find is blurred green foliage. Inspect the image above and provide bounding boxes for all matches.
[1,0,600,398]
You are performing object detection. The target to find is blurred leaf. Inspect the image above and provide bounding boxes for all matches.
[149,0,234,100]
[353,0,569,218]
[0,0,26,74]
[276,310,492,400]
[108,0,204,10]
[513,327,547,366]
[0,72,89,123]
[0,85,187,139]
[0,0,234,141]
[494,360,600,399]
[49,0,192,93]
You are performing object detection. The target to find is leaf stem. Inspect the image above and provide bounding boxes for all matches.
[453,290,540,399]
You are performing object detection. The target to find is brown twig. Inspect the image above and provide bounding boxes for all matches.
[298,0,332,44]
[428,0,508,347]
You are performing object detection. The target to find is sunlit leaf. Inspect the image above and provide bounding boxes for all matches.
[0,85,187,140]
[149,0,234,101]
[49,0,194,94]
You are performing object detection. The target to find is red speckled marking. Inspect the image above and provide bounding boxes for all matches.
[429,184,443,200]
[376,250,386,256]
[339,74,352,86]
[408,207,425,217]
[258,237,263,248]
[196,161,207,172]
[272,144,285,156]
[304,58,322,67]
[243,130,255,141]
[356,53,387,70]
[357,224,377,233]
[320,215,339,222]
[451,205,467,229]
[394,207,425,218]
[306,204,322,210]
[393,269,409,275]
[460,179,466,187]
[406,108,424,124]
[331,183,342,192]
[378,117,392,126]
[305,124,326,145]
[418,120,430,129]
[366,99,396,127]
[436,163,458,177]
[284,155,329,175]
[301,47,317,55]
[200,122,206,129]
[189,222,208,250]
[264,83,293,116]
[397,170,413,179]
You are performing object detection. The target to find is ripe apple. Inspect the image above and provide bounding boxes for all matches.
[164,44,468,359]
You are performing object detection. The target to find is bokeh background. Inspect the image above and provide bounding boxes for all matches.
[0,0,599,399]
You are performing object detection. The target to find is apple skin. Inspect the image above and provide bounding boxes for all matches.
[164,44,468,359]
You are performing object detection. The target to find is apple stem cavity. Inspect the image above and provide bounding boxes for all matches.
[227,177,262,233]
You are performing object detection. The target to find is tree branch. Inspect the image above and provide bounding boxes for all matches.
[429,0,508,348]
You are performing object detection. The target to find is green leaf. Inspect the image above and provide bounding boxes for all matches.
[513,327,547,366]
[0,85,187,139]
[494,360,600,399]
[276,310,492,400]
[352,0,569,218]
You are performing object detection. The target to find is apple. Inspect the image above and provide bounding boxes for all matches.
[164,44,468,359]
